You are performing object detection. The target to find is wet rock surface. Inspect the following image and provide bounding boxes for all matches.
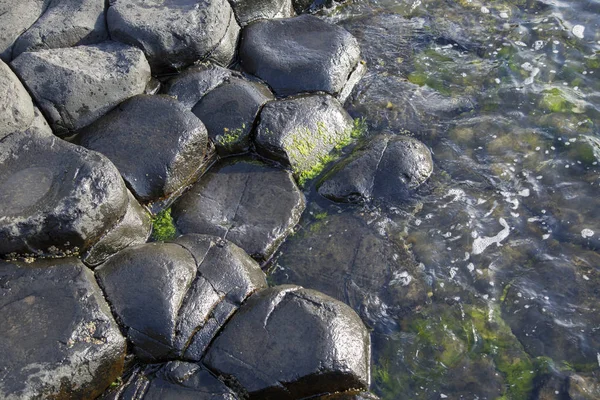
[11,42,151,135]
[255,94,353,180]
[230,0,294,26]
[0,59,34,140]
[96,235,267,362]
[318,134,433,204]
[108,0,239,73]
[172,159,305,260]
[0,258,126,399]
[78,94,209,204]
[239,15,361,97]
[192,77,274,156]
[203,285,371,399]
[0,131,129,258]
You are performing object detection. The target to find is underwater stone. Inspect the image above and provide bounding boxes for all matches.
[203,285,371,399]
[11,42,151,136]
[0,59,34,140]
[78,94,208,204]
[0,258,126,399]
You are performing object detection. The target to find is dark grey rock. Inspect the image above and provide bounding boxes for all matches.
[206,8,241,67]
[0,258,126,399]
[12,0,108,58]
[203,285,371,399]
[11,42,151,136]
[192,77,274,156]
[239,15,361,97]
[318,134,433,204]
[255,94,353,181]
[172,159,305,260]
[163,63,239,110]
[0,131,130,258]
[0,59,34,140]
[0,0,45,62]
[96,235,266,362]
[82,191,152,267]
[78,95,209,204]
[317,392,380,400]
[230,0,294,26]
[107,0,239,73]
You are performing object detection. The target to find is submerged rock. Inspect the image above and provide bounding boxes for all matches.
[239,15,361,97]
[0,131,130,258]
[12,0,107,58]
[172,159,305,261]
[95,235,267,362]
[0,0,46,61]
[318,134,433,204]
[255,94,353,182]
[203,285,371,399]
[78,95,208,204]
[108,0,239,73]
[0,59,34,140]
[0,258,126,399]
[230,0,294,26]
[11,42,151,136]
[192,77,273,156]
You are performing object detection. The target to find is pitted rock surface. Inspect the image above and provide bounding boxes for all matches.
[203,285,371,399]
[78,94,208,204]
[239,15,361,97]
[0,258,126,399]
[0,131,130,258]
[255,94,353,180]
[0,59,34,140]
[11,42,151,136]
[172,159,305,260]
[192,77,274,156]
[318,134,433,204]
[108,0,239,73]
[95,235,267,362]
[230,0,294,26]
[12,0,108,58]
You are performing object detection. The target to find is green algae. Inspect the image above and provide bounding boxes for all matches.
[151,208,176,241]
[540,88,573,113]
[216,124,246,147]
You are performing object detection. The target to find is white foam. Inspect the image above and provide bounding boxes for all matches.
[472,218,511,255]
[572,25,585,39]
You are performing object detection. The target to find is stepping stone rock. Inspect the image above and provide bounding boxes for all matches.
[230,0,294,26]
[111,362,239,400]
[318,134,433,204]
[172,159,305,260]
[11,42,151,136]
[255,94,353,182]
[78,94,209,204]
[0,59,34,140]
[192,77,274,156]
[0,258,126,399]
[0,131,130,258]
[0,0,45,61]
[12,0,108,58]
[203,285,371,399]
[108,0,240,73]
[239,15,361,97]
[96,235,267,362]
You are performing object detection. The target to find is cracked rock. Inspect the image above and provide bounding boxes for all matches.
[172,159,305,260]
[203,285,371,399]
[318,134,433,204]
[0,58,34,140]
[78,94,209,204]
[11,42,151,136]
[0,257,126,399]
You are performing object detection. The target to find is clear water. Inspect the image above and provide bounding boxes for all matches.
[268,0,600,398]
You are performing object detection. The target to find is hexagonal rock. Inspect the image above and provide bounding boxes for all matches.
[108,0,240,73]
[172,159,305,260]
[203,285,371,399]
[0,131,131,259]
[78,95,209,204]
[111,362,239,400]
[11,0,108,59]
[239,15,361,97]
[255,94,353,182]
[192,77,274,156]
[0,0,46,62]
[229,0,294,27]
[318,134,433,204]
[11,42,151,136]
[0,59,34,140]
[0,258,126,399]
[95,235,267,362]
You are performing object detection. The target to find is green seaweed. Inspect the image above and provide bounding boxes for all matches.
[540,88,573,113]
[151,208,177,241]
[216,124,246,147]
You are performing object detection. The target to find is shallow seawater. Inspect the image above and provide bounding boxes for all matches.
[268,0,600,398]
